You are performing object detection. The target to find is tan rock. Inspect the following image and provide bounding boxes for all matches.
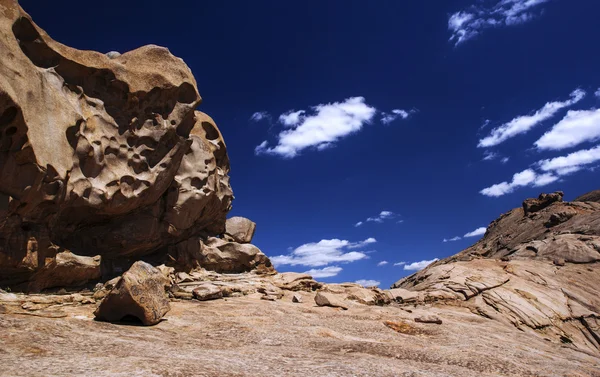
[27,252,101,293]
[0,0,232,287]
[314,292,348,310]
[192,284,222,301]
[94,261,170,325]
[223,217,256,244]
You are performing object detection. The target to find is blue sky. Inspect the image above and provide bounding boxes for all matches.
[23,0,600,288]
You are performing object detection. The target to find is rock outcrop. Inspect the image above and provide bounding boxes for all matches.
[0,0,275,289]
[392,190,600,354]
[94,261,170,325]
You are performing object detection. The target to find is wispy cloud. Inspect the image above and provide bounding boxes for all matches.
[399,259,439,271]
[271,238,375,267]
[356,211,397,226]
[380,109,413,125]
[443,236,462,243]
[478,89,586,148]
[595,88,600,98]
[464,227,487,238]
[449,0,551,46]
[480,168,558,197]
[535,109,600,151]
[250,111,270,122]
[305,266,343,278]
[355,279,381,287]
[255,97,377,158]
[377,261,388,266]
[538,144,600,176]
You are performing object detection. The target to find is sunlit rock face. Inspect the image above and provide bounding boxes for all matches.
[0,0,232,286]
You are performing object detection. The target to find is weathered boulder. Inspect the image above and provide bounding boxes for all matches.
[175,237,273,274]
[192,283,223,301]
[0,0,233,288]
[415,315,442,325]
[314,292,348,310]
[522,191,563,215]
[27,252,101,293]
[94,261,170,325]
[223,216,256,243]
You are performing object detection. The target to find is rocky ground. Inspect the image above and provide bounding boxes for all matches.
[1,284,599,377]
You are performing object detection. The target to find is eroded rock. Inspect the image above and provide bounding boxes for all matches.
[94,261,170,325]
[0,0,233,288]
[315,292,348,310]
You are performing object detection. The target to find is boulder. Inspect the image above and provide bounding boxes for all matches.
[292,293,303,303]
[192,283,223,301]
[196,237,274,274]
[522,192,563,215]
[27,252,101,292]
[224,217,256,243]
[0,0,233,288]
[94,261,170,325]
[314,292,348,310]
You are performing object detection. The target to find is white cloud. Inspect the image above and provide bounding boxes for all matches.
[464,227,487,238]
[443,236,462,242]
[255,97,376,158]
[393,262,406,266]
[538,144,600,176]
[381,109,412,125]
[356,210,397,226]
[595,88,600,98]
[279,110,305,127]
[483,151,499,161]
[501,157,510,164]
[354,221,363,227]
[250,111,270,122]
[478,89,585,148]
[402,259,439,271]
[480,168,558,197]
[449,0,551,46]
[377,261,388,266]
[270,238,374,267]
[355,279,381,287]
[305,266,342,278]
[535,109,600,151]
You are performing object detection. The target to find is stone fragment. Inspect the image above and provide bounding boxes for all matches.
[292,293,303,303]
[314,292,348,310]
[192,284,223,301]
[414,315,442,325]
[224,217,257,244]
[94,261,170,325]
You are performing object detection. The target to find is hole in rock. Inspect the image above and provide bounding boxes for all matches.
[0,107,18,127]
[202,121,219,141]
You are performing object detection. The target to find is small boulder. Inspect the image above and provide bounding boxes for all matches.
[314,292,348,310]
[414,315,442,325]
[292,293,303,303]
[224,217,257,244]
[192,284,223,301]
[94,261,170,326]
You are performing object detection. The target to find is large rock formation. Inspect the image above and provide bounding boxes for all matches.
[0,0,249,288]
[392,191,600,354]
